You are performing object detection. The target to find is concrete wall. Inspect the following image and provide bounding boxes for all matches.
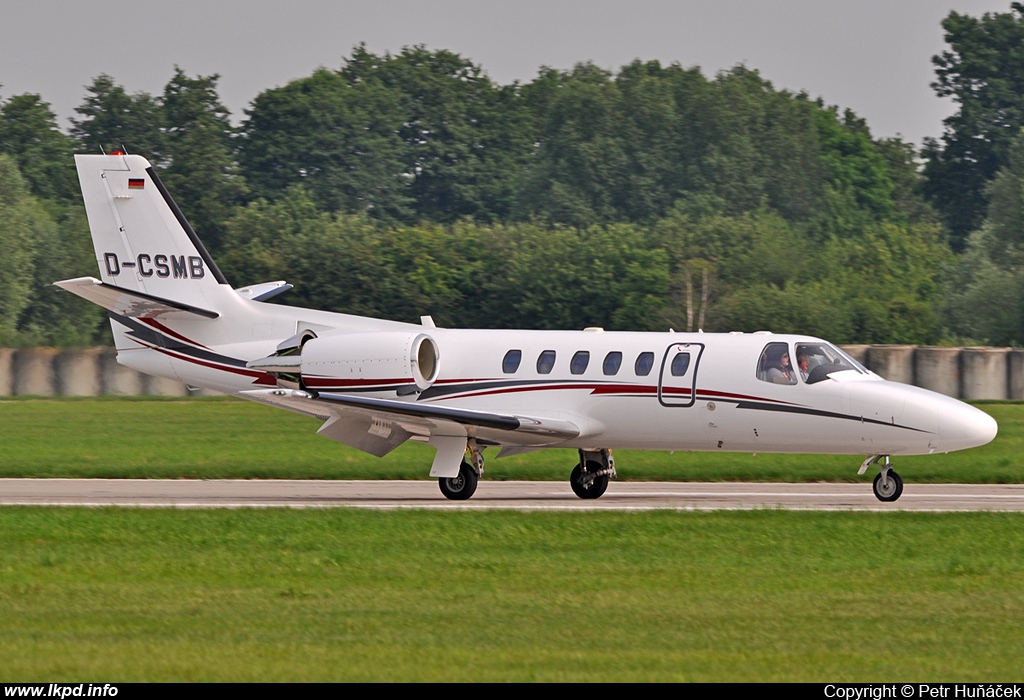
[865,345,915,384]
[12,348,59,396]
[914,347,962,398]
[0,345,1021,399]
[54,348,102,396]
[961,347,1009,401]
[1009,350,1024,400]
[0,348,14,396]
[3,347,192,396]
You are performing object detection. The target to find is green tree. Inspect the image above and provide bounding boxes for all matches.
[220,189,485,326]
[941,128,1024,345]
[239,67,414,222]
[0,94,77,203]
[340,45,533,223]
[0,155,37,341]
[652,203,947,343]
[517,63,630,226]
[0,156,103,346]
[487,222,669,330]
[923,2,1024,248]
[982,127,1024,264]
[160,68,247,251]
[239,46,533,224]
[70,74,164,160]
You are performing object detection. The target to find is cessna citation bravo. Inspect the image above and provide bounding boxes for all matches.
[56,154,998,501]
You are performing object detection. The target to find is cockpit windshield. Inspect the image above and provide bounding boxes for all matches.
[795,343,866,384]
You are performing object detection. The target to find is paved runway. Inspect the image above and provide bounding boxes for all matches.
[1,479,1023,511]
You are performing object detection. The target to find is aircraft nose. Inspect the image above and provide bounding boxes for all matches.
[936,398,998,452]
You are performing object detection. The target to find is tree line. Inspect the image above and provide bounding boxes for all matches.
[3,5,1024,346]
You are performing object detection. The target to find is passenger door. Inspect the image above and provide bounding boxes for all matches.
[657,342,704,407]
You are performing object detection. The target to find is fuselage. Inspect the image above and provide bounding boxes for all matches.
[116,310,998,458]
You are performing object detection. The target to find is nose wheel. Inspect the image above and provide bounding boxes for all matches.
[872,469,904,501]
[863,455,904,502]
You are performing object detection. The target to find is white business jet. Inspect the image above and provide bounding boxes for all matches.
[56,154,998,501]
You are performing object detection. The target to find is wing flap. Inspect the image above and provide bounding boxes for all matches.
[313,391,580,440]
[317,414,412,458]
[240,389,580,456]
[54,276,219,320]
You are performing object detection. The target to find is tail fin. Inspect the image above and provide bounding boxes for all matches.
[73,153,228,309]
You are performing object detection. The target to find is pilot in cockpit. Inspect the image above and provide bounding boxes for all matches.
[796,349,810,382]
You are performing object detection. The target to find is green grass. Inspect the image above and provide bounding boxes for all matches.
[0,397,1021,482]
[0,508,1022,681]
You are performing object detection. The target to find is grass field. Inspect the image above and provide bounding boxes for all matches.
[1,397,1022,681]
[0,397,1020,482]
[1,507,1022,681]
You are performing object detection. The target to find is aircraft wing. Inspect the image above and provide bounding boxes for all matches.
[54,276,219,320]
[240,388,580,458]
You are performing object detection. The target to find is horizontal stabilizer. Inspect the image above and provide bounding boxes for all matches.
[234,280,293,302]
[54,276,219,319]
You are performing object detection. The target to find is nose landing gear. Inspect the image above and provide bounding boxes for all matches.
[861,454,904,502]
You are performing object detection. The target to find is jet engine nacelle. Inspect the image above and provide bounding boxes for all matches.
[300,332,440,392]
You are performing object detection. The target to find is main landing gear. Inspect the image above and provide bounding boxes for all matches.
[438,441,484,500]
[861,454,904,502]
[437,444,619,501]
[570,449,616,499]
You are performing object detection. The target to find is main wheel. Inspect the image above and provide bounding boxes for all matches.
[439,461,478,500]
[872,470,904,502]
[570,460,609,499]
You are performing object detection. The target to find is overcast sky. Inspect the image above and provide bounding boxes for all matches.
[0,0,1015,146]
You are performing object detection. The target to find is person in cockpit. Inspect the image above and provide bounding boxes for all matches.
[797,349,810,382]
[766,348,796,385]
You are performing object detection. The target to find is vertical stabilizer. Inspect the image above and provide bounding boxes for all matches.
[75,153,228,311]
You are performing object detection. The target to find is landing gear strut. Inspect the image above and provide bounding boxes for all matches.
[861,454,904,502]
[438,440,485,501]
[570,448,616,499]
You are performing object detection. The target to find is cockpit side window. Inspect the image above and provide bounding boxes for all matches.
[756,342,796,385]
[796,343,863,384]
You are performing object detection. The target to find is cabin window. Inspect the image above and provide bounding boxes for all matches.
[603,351,623,375]
[537,350,556,374]
[756,342,796,385]
[634,352,655,376]
[502,349,522,374]
[670,352,690,377]
[570,351,590,375]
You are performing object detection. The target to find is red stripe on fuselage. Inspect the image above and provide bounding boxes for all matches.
[427,380,800,406]
[130,339,277,386]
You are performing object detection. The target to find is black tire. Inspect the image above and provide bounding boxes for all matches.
[570,460,610,499]
[872,470,904,502]
[439,461,478,500]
